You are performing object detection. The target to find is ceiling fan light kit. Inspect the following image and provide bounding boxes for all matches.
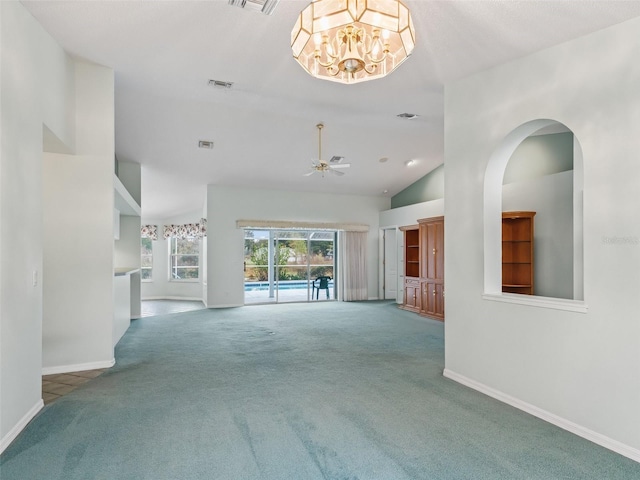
[305,123,351,177]
[291,0,416,84]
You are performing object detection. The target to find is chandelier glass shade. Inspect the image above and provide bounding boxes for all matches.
[291,0,415,84]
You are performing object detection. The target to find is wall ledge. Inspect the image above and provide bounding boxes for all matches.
[0,399,44,454]
[482,292,588,313]
[443,368,640,463]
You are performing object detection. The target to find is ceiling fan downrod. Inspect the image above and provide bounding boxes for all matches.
[317,123,324,162]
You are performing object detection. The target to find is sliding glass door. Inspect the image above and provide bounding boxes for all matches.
[274,230,310,303]
[308,231,334,300]
[243,229,335,304]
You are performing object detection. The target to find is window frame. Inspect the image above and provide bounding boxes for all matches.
[169,236,200,282]
[141,237,153,282]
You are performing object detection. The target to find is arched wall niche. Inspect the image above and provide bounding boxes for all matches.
[484,119,584,302]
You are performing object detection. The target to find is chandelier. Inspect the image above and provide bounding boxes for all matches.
[291,0,415,84]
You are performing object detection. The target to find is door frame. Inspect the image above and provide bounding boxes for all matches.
[379,227,400,302]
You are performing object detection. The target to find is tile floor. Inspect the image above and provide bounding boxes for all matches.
[42,300,207,405]
[42,369,107,405]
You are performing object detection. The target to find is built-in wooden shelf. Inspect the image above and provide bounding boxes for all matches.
[502,211,535,295]
[400,218,445,321]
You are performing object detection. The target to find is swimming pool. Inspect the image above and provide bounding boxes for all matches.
[244,280,334,291]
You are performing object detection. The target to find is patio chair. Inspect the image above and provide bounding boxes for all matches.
[312,276,331,300]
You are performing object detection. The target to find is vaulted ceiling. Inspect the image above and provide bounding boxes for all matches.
[22,1,640,218]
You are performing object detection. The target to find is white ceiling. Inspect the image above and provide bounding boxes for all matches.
[22,0,640,219]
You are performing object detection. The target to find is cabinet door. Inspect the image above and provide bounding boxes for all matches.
[419,281,430,316]
[421,281,444,319]
[421,221,444,281]
[434,283,444,317]
[428,221,444,280]
[404,279,421,312]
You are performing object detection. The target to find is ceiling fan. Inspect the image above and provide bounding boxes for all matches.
[304,123,351,177]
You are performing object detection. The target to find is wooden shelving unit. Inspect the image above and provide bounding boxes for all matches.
[400,218,445,321]
[400,226,420,313]
[404,228,420,278]
[502,211,535,295]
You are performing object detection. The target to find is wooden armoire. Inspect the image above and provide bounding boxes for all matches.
[400,216,444,321]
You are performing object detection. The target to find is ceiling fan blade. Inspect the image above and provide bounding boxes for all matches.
[303,170,316,176]
[330,163,351,169]
[329,168,345,176]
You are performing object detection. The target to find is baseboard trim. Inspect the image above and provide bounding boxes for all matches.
[142,296,205,302]
[0,399,44,454]
[209,303,242,309]
[443,368,640,463]
[42,358,115,376]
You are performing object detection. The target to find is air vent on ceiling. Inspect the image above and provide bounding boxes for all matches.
[198,140,214,149]
[397,113,419,119]
[228,0,280,15]
[208,79,233,89]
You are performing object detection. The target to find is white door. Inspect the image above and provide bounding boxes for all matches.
[383,229,398,300]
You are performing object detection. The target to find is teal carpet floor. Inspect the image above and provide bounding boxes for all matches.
[2,301,639,479]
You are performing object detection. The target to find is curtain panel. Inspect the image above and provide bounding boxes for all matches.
[341,231,368,301]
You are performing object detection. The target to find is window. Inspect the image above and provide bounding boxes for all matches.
[170,237,199,281]
[141,237,153,280]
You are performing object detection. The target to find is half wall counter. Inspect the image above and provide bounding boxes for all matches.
[114,267,140,347]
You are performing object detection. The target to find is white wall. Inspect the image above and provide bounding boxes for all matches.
[503,132,573,184]
[115,216,142,268]
[444,16,640,461]
[379,198,444,230]
[141,211,204,301]
[113,275,131,346]
[42,60,115,373]
[117,160,141,206]
[0,1,74,451]
[206,185,390,307]
[43,154,114,369]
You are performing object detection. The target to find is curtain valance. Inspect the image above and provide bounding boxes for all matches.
[236,219,368,232]
[163,218,207,239]
[141,225,159,240]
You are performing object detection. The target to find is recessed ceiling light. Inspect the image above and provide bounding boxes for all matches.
[208,79,233,89]
[383,189,389,194]
[397,113,419,119]
[198,140,214,149]
[405,159,416,167]
[379,157,389,163]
